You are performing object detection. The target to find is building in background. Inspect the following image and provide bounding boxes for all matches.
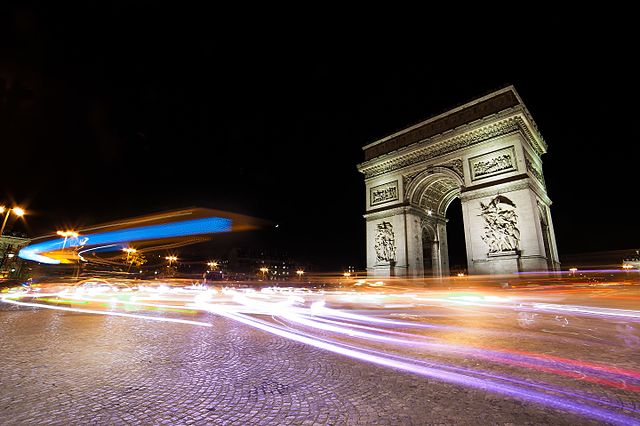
[0,232,30,279]
[226,248,308,281]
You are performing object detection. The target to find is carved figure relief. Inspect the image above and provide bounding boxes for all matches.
[402,171,422,197]
[526,158,546,187]
[437,159,464,179]
[469,146,517,181]
[479,195,520,253]
[370,181,399,206]
[473,154,513,177]
[375,222,396,262]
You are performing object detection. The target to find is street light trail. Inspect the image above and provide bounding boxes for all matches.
[3,276,640,424]
[197,302,640,426]
[0,295,212,327]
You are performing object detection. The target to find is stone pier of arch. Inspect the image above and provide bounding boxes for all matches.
[357,86,560,277]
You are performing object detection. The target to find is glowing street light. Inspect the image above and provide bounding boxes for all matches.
[569,267,578,274]
[122,247,138,272]
[207,261,218,269]
[622,264,633,270]
[123,247,137,261]
[165,255,178,267]
[259,267,269,280]
[343,272,351,278]
[296,269,304,277]
[0,206,26,237]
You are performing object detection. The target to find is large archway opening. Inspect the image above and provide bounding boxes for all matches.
[409,169,464,278]
[422,226,435,276]
[445,197,467,275]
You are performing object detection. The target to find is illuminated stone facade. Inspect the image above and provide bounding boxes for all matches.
[357,86,560,277]
[0,234,30,279]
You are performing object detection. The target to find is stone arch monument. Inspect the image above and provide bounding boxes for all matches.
[357,86,560,277]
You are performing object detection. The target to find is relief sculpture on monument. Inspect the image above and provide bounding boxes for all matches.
[473,154,513,177]
[375,222,396,262]
[479,195,520,253]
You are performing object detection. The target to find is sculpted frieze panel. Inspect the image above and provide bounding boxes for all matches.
[374,222,396,263]
[469,146,517,181]
[479,195,520,253]
[370,180,399,206]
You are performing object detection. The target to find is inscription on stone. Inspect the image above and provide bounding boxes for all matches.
[370,180,399,206]
[469,146,517,181]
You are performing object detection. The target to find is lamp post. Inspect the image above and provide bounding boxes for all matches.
[260,267,268,280]
[296,269,304,281]
[207,261,218,270]
[0,206,25,237]
[165,255,178,277]
[123,247,137,272]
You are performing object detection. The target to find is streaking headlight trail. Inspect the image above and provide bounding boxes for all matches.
[19,217,231,264]
[3,275,640,425]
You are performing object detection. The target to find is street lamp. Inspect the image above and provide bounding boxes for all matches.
[296,269,304,278]
[165,255,178,266]
[207,261,218,270]
[123,247,137,260]
[0,206,25,237]
[343,272,351,278]
[260,267,268,280]
[123,247,137,272]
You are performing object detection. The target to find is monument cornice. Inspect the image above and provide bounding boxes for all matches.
[459,176,552,205]
[363,204,425,221]
[357,110,546,180]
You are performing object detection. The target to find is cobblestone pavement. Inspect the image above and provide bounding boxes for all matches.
[0,304,610,426]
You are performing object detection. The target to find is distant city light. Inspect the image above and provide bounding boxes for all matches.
[57,230,79,238]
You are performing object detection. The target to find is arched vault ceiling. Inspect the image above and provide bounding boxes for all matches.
[417,177,461,215]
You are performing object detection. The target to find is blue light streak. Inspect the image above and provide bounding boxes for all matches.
[18,217,233,264]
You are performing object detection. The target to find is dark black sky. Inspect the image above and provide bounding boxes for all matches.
[1,5,638,270]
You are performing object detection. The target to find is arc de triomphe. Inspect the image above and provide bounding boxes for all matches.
[357,86,560,277]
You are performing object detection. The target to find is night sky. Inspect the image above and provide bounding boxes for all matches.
[1,5,638,270]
